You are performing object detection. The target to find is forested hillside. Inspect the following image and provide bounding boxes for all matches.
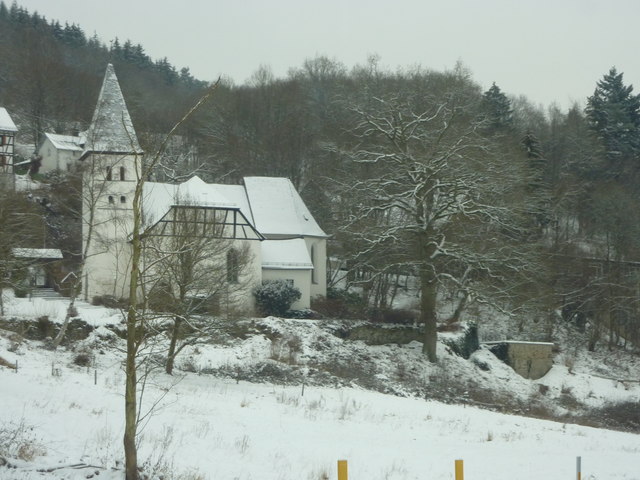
[2,1,640,357]
[0,1,207,147]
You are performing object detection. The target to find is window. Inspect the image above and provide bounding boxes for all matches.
[108,195,114,204]
[106,166,112,181]
[120,166,126,181]
[226,249,239,283]
[0,135,5,146]
[310,244,318,284]
[120,196,126,204]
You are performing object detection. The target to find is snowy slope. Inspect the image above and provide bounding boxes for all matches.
[1,295,639,480]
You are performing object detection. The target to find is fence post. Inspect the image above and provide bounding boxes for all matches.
[337,460,348,480]
[455,459,464,480]
[576,456,581,480]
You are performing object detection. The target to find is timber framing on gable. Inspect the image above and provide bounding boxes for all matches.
[144,205,264,241]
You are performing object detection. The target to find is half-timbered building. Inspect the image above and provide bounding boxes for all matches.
[0,107,17,189]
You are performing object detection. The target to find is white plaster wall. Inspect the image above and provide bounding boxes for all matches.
[305,237,327,299]
[39,139,58,174]
[231,239,262,314]
[82,153,139,301]
[261,268,311,310]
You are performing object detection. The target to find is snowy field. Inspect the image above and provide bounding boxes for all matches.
[1,295,640,480]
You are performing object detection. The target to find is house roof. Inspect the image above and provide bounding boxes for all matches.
[261,239,313,270]
[243,177,327,238]
[141,176,327,240]
[82,64,142,156]
[43,133,83,152]
[0,107,17,132]
[12,248,63,259]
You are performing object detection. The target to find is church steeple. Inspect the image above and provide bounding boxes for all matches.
[83,64,142,155]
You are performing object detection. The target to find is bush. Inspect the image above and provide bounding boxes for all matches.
[312,287,367,319]
[369,307,416,325]
[14,285,29,298]
[253,280,301,316]
[92,295,128,309]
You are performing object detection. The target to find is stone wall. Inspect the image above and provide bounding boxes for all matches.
[487,341,553,379]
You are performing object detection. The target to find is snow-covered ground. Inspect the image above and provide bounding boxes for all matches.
[1,294,639,480]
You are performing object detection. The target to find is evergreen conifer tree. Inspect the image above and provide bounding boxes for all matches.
[585,67,640,178]
[482,82,513,130]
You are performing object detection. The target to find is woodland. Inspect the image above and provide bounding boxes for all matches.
[2,1,640,358]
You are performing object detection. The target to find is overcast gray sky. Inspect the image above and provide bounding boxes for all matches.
[15,0,640,110]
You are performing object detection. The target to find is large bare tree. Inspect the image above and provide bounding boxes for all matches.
[341,71,538,362]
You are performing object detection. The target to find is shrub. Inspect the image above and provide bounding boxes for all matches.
[92,295,128,309]
[14,284,29,298]
[311,287,367,319]
[369,307,416,324]
[73,350,92,367]
[253,280,301,316]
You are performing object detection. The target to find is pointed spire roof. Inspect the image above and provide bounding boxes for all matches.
[83,64,142,155]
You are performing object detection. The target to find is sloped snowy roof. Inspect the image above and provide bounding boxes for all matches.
[12,248,63,259]
[142,176,327,241]
[43,133,83,152]
[243,177,327,238]
[0,107,17,132]
[261,239,313,269]
[83,64,142,156]
[142,176,239,228]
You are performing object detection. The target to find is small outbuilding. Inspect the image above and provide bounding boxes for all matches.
[485,340,554,380]
[11,248,64,290]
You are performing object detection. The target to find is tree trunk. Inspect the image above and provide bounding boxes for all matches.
[420,272,438,363]
[124,179,143,480]
[165,317,182,375]
[52,289,78,348]
[124,318,138,480]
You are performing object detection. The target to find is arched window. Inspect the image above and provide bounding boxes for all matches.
[106,166,112,181]
[120,196,126,204]
[226,249,239,283]
[108,195,114,204]
[310,244,318,284]
[120,166,125,181]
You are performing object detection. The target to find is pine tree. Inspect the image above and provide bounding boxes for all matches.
[482,82,513,130]
[585,67,640,178]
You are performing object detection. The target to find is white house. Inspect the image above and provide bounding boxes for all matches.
[81,64,327,312]
[37,133,84,173]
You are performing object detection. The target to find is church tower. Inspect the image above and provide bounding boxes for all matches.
[81,64,143,301]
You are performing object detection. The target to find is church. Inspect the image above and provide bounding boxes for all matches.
[81,65,327,312]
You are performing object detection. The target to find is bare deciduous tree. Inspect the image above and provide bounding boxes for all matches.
[341,72,538,362]
[142,203,254,374]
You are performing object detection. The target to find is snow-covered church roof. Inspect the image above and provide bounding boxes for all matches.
[261,239,313,269]
[142,176,327,239]
[82,64,142,156]
[0,107,17,132]
[244,177,327,238]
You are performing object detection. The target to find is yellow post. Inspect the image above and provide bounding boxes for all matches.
[337,459,348,480]
[455,459,464,480]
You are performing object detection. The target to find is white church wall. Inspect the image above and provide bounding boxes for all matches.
[305,237,327,300]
